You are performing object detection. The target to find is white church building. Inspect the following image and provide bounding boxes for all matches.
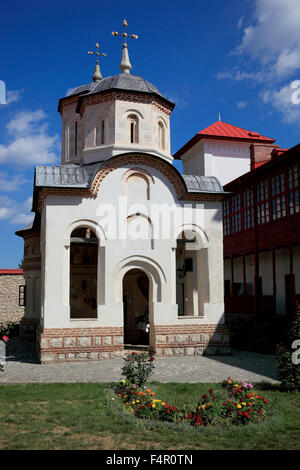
[16,33,230,362]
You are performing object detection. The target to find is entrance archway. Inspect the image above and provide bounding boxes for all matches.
[123,269,149,346]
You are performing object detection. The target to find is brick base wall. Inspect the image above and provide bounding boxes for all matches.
[37,323,231,362]
[38,327,124,362]
[154,324,231,356]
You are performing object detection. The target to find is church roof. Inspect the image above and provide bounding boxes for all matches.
[174,120,276,159]
[33,162,224,194]
[59,73,175,113]
[68,73,165,99]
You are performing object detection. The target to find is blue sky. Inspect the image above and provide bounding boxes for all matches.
[1,0,300,267]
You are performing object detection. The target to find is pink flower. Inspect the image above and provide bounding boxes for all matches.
[2,335,8,343]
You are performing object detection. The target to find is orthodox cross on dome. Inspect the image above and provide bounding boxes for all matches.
[88,43,107,82]
[112,19,138,74]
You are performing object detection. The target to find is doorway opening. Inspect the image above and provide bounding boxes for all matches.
[123,269,149,347]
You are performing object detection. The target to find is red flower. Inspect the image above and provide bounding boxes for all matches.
[132,352,136,355]
[151,357,155,361]
[2,335,8,342]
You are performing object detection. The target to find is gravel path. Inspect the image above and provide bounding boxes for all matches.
[0,339,279,384]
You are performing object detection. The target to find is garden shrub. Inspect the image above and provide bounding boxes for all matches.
[121,352,155,388]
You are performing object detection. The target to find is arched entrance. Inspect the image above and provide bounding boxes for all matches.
[123,269,149,347]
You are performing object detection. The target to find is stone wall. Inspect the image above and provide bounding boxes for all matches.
[38,327,124,362]
[0,271,25,325]
[154,324,231,356]
[37,323,230,363]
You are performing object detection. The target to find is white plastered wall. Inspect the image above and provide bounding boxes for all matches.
[41,160,224,330]
[181,139,251,185]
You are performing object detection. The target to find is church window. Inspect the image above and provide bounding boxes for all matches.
[128,115,139,143]
[158,121,165,150]
[74,121,78,155]
[96,119,105,146]
[126,173,150,201]
[176,231,198,317]
[69,227,98,319]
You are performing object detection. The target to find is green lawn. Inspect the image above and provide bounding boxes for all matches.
[0,382,299,450]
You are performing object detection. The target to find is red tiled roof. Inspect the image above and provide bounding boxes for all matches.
[0,269,24,274]
[174,120,276,159]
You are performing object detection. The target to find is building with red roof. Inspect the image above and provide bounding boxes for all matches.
[175,120,300,335]
[174,120,278,185]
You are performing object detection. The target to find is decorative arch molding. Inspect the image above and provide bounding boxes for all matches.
[123,108,145,120]
[115,255,166,303]
[175,223,209,250]
[90,153,187,199]
[121,167,155,185]
[64,219,107,247]
[157,115,168,128]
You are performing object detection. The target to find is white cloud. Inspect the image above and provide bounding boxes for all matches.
[0,171,29,191]
[6,89,22,105]
[216,69,264,82]
[0,195,33,226]
[237,101,248,109]
[0,109,59,166]
[237,0,300,77]
[262,81,300,124]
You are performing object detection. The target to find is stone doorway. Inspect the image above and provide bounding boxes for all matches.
[123,269,149,347]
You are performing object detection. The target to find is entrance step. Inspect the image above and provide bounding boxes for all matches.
[123,344,150,356]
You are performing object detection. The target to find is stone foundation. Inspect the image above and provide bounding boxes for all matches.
[37,323,230,362]
[37,327,124,362]
[154,324,231,356]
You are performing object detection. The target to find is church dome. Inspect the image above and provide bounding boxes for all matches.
[68,73,168,102]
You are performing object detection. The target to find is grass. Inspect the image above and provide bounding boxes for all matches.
[0,381,299,450]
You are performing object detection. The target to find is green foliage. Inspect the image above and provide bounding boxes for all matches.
[0,321,19,338]
[276,313,300,391]
[121,352,155,387]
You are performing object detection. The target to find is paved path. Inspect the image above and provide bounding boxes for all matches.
[0,339,279,384]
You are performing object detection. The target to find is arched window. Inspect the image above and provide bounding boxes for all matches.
[126,173,150,201]
[96,118,105,146]
[128,114,139,144]
[69,227,98,319]
[176,231,197,317]
[67,120,78,159]
[158,121,165,151]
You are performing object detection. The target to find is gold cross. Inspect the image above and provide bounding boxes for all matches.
[112,19,138,46]
[88,43,107,64]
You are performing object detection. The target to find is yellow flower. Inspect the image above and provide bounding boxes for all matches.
[132,401,135,405]
[242,402,246,406]
[136,400,139,403]
[162,402,165,406]
[121,379,126,384]
[237,404,242,409]
[234,384,239,387]
[152,404,156,408]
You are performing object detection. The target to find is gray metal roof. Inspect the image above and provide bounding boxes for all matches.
[34,164,224,194]
[68,73,170,103]
[182,175,224,193]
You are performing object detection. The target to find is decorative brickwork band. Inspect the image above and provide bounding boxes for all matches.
[154,324,231,356]
[37,323,230,362]
[38,327,124,362]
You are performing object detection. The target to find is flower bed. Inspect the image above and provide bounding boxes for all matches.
[115,377,270,427]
